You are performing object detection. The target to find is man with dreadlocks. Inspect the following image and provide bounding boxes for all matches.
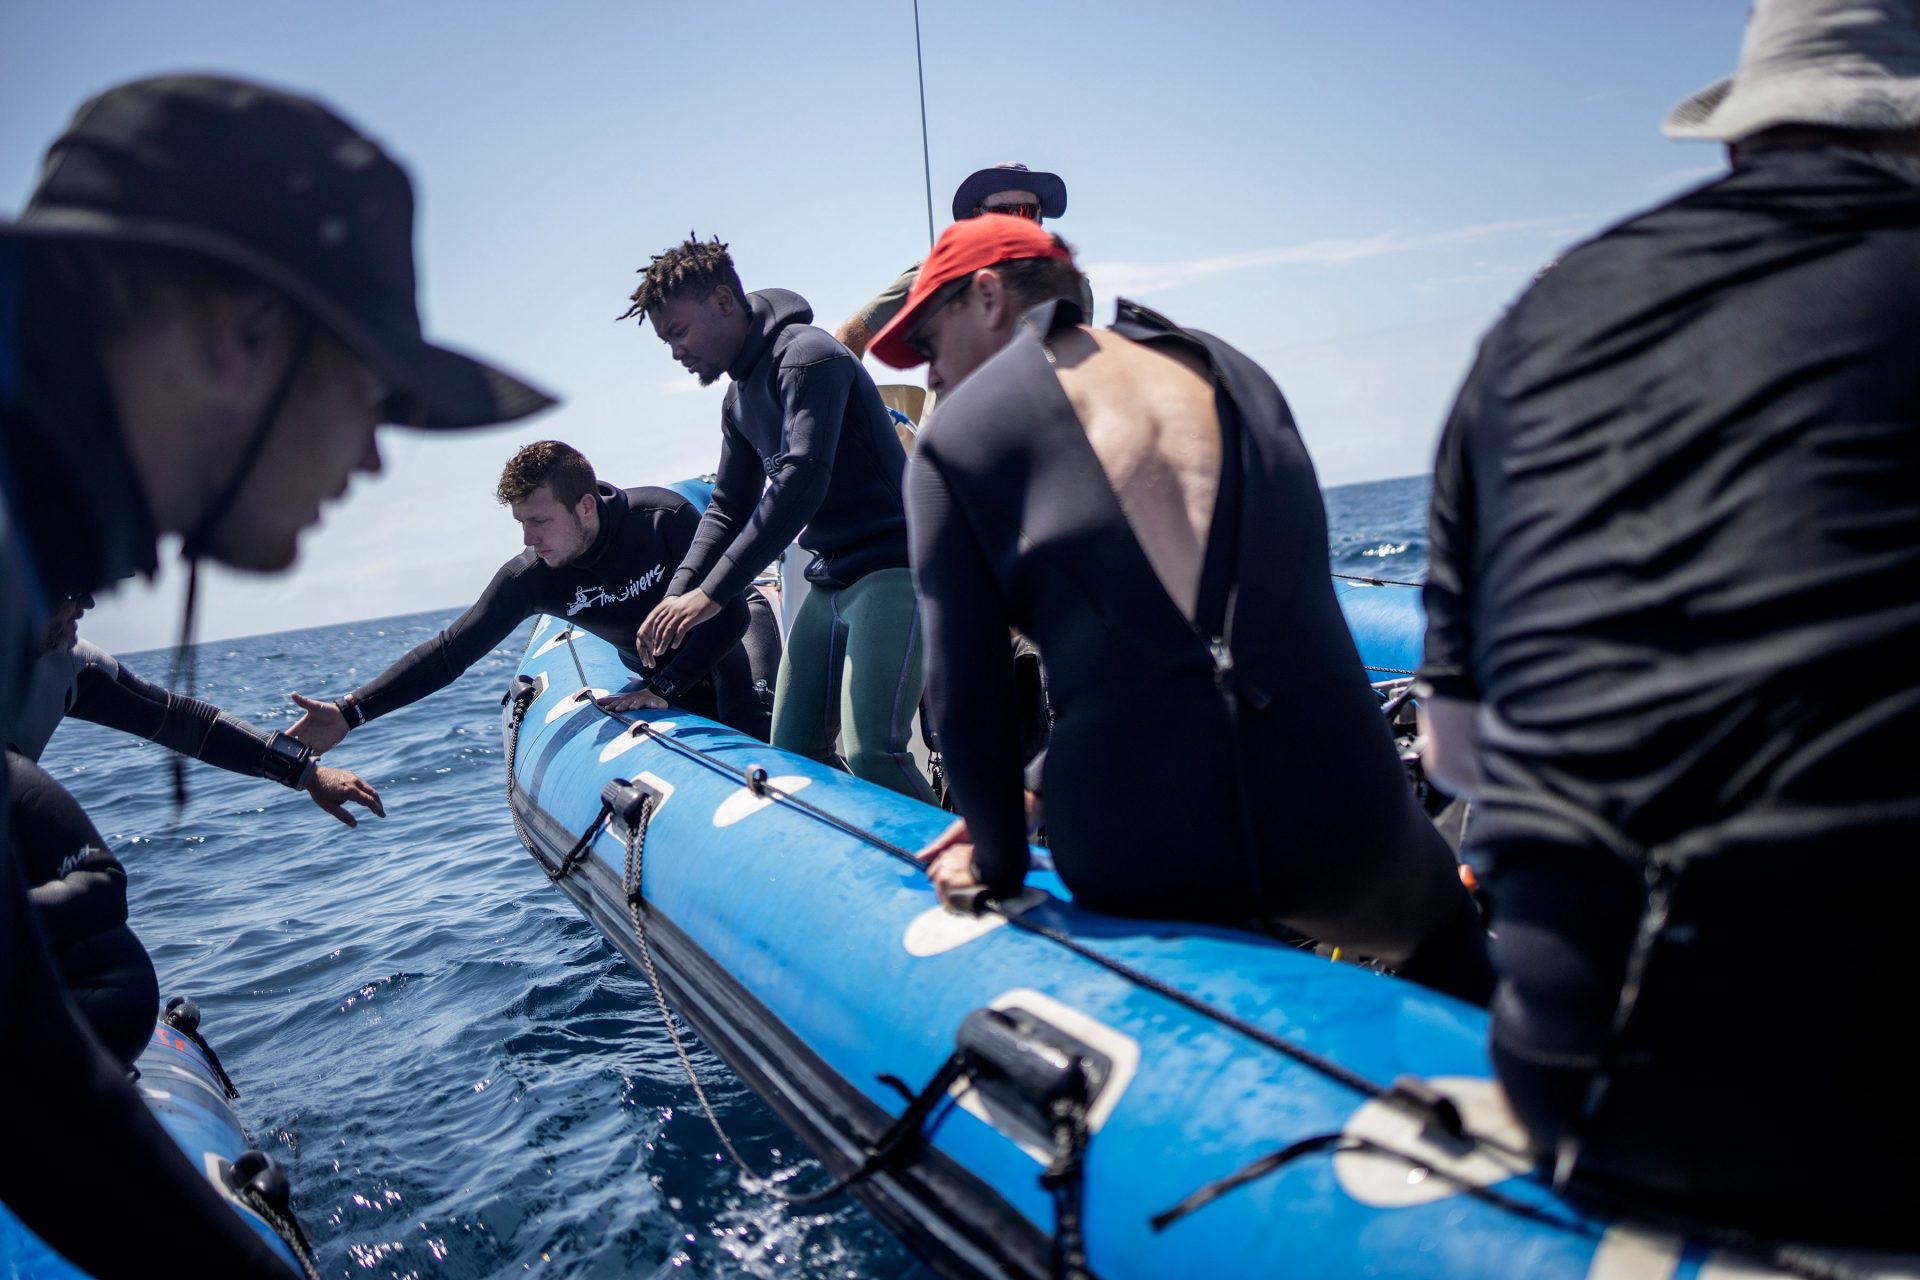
[0,76,552,1275]
[626,236,934,802]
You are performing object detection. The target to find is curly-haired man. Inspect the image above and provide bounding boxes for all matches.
[623,237,933,801]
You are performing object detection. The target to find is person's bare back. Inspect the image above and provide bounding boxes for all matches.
[1048,327,1221,623]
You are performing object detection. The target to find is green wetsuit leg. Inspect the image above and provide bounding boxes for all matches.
[771,568,933,803]
[769,583,843,764]
[836,567,933,802]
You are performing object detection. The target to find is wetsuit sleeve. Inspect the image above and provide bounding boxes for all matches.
[1420,350,1485,701]
[350,562,533,721]
[67,651,284,776]
[668,415,767,598]
[0,853,298,1277]
[684,356,849,604]
[652,591,750,694]
[907,452,1031,896]
[649,497,752,691]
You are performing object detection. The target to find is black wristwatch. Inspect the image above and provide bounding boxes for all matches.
[260,730,316,790]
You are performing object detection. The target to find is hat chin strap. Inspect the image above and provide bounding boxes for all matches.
[180,322,314,563]
[167,321,313,811]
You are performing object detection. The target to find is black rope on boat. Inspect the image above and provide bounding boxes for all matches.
[225,1151,323,1280]
[615,786,969,1207]
[1332,571,1425,590]
[548,798,612,883]
[161,996,240,1101]
[1144,1127,1878,1280]
[1147,1131,1589,1239]
[1042,1098,1094,1280]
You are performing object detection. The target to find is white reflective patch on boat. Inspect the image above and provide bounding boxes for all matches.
[1585,1226,1682,1280]
[599,724,650,762]
[529,616,552,643]
[1333,1076,1532,1208]
[545,688,607,724]
[901,889,1047,957]
[137,1088,172,1101]
[532,627,578,659]
[951,988,1140,1164]
[903,906,1006,954]
[711,774,811,826]
[593,716,681,751]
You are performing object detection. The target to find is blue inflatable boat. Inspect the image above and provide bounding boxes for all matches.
[501,577,1905,1280]
[0,1004,310,1277]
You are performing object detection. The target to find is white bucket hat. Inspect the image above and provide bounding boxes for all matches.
[1664,0,1920,142]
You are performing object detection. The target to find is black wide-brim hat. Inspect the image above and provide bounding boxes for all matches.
[0,74,556,430]
[951,162,1068,223]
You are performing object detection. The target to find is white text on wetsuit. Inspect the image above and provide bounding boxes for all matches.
[565,564,664,616]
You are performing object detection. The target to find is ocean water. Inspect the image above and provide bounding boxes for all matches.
[35,473,1430,1279]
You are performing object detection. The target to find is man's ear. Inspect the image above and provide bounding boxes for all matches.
[975,269,1014,329]
[201,288,296,395]
[574,490,597,521]
[714,284,738,316]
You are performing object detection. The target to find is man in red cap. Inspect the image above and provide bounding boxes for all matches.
[873,217,1491,1004]
[835,161,1087,359]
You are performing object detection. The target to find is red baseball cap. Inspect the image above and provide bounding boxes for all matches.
[868,214,1075,369]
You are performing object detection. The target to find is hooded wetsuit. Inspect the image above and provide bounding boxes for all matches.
[671,289,931,799]
[908,298,1489,1002]
[348,483,770,739]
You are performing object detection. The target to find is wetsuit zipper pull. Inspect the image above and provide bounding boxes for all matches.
[1208,637,1233,682]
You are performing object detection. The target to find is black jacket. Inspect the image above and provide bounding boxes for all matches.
[353,484,749,718]
[670,289,910,599]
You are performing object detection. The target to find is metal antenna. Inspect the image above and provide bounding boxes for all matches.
[913,0,936,247]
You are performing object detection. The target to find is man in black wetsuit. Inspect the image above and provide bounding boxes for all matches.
[0,76,552,1276]
[1416,0,1920,1244]
[871,215,1491,1003]
[625,236,934,800]
[17,593,383,825]
[10,596,384,1064]
[284,440,771,750]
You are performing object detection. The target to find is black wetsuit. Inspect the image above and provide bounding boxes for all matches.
[1,244,298,1274]
[8,639,330,1064]
[1422,148,1920,1242]
[909,298,1489,1001]
[669,289,910,600]
[15,639,310,770]
[349,483,771,739]
[6,750,157,1066]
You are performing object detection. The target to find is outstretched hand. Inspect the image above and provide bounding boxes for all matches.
[635,589,718,663]
[287,692,349,753]
[303,765,385,828]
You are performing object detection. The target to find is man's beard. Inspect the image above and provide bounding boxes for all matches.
[698,364,720,388]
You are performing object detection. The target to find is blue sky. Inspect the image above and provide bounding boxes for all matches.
[3,0,1746,651]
